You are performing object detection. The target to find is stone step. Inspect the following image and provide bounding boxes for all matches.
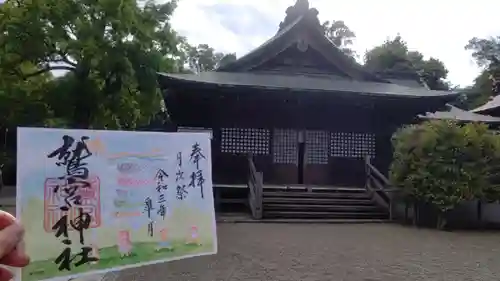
[214,183,247,189]
[263,191,370,199]
[262,185,366,192]
[0,186,16,197]
[218,217,391,224]
[263,197,372,205]
[0,196,15,206]
[219,198,247,204]
[264,204,380,212]
[264,211,388,219]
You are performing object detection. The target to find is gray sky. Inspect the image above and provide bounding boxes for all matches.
[171,0,500,87]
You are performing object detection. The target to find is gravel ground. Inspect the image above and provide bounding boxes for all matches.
[2,189,500,281]
[97,223,500,281]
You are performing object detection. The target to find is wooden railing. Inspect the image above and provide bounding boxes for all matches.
[247,154,263,219]
[0,164,4,194]
[364,155,398,220]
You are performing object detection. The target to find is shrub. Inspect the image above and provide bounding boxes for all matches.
[390,120,500,214]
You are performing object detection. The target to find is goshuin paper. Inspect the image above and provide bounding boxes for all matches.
[16,128,217,281]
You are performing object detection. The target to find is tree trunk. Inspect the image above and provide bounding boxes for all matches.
[437,212,447,230]
[73,68,93,129]
[412,202,418,226]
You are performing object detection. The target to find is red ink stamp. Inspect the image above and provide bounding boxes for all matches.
[43,176,101,232]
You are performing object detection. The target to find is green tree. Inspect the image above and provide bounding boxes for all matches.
[0,59,61,184]
[0,0,182,129]
[457,70,492,109]
[364,35,450,90]
[0,62,57,128]
[390,120,500,228]
[464,36,500,107]
[218,53,237,69]
[465,36,500,68]
[181,42,237,72]
[321,20,356,57]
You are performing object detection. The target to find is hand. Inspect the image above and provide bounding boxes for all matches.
[0,211,30,281]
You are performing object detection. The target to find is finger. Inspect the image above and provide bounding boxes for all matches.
[0,240,29,267]
[0,266,13,281]
[0,212,16,230]
[0,223,23,260]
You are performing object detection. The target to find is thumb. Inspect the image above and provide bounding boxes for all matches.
[0,223,23,260]
[0,239,30,267]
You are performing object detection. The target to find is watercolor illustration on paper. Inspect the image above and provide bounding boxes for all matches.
[16,128,217,281]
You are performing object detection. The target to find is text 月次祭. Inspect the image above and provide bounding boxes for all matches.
[16,128,217,281]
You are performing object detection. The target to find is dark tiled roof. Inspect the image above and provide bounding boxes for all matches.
[158,72,457,98]
[215,5,386,83]
[471,95,500,114]
[387,79,425,89]
[419,104,500,123]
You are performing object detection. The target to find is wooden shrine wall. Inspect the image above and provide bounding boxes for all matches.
[215,127,273,184]
[328,131,377,186]
[177,126,387,186]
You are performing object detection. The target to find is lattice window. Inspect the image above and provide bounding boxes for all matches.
[220,128,270,155]
[273,129,298,164]
[330,132,376,158]
[306,130,329,164]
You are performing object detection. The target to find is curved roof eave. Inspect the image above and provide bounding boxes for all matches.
[471,95,500,114]
[158,72,458,99]
[419,104,500,123]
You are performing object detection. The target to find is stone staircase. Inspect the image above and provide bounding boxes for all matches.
[261,186,388,220]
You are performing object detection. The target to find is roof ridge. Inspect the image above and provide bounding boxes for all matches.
[278,0,321,33]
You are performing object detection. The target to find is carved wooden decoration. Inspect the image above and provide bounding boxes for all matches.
[305,130,329,164]
[221,128,270,155]
[330,132,376,158]
[273,129,298,164]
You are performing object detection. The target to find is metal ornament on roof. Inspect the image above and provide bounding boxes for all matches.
[296,38,309,52]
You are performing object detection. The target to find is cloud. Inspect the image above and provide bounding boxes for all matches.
[171,0,500,87]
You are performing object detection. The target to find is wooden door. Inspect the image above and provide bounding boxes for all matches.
[304,130,330,185]
[271,129,298,184]
[330,132,377,186]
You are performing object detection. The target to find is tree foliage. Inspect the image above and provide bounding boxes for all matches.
[465,36,500,68]
[0,61,58,127]
[458,70,492,109]
[390,120,500,214]
[322,20,356,57]
[180,42,236,72]
[364,35,450,90]
[0,0,182,129]
[463,36,500,108]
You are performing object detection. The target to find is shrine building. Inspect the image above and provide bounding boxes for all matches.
[157,0,459,219]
